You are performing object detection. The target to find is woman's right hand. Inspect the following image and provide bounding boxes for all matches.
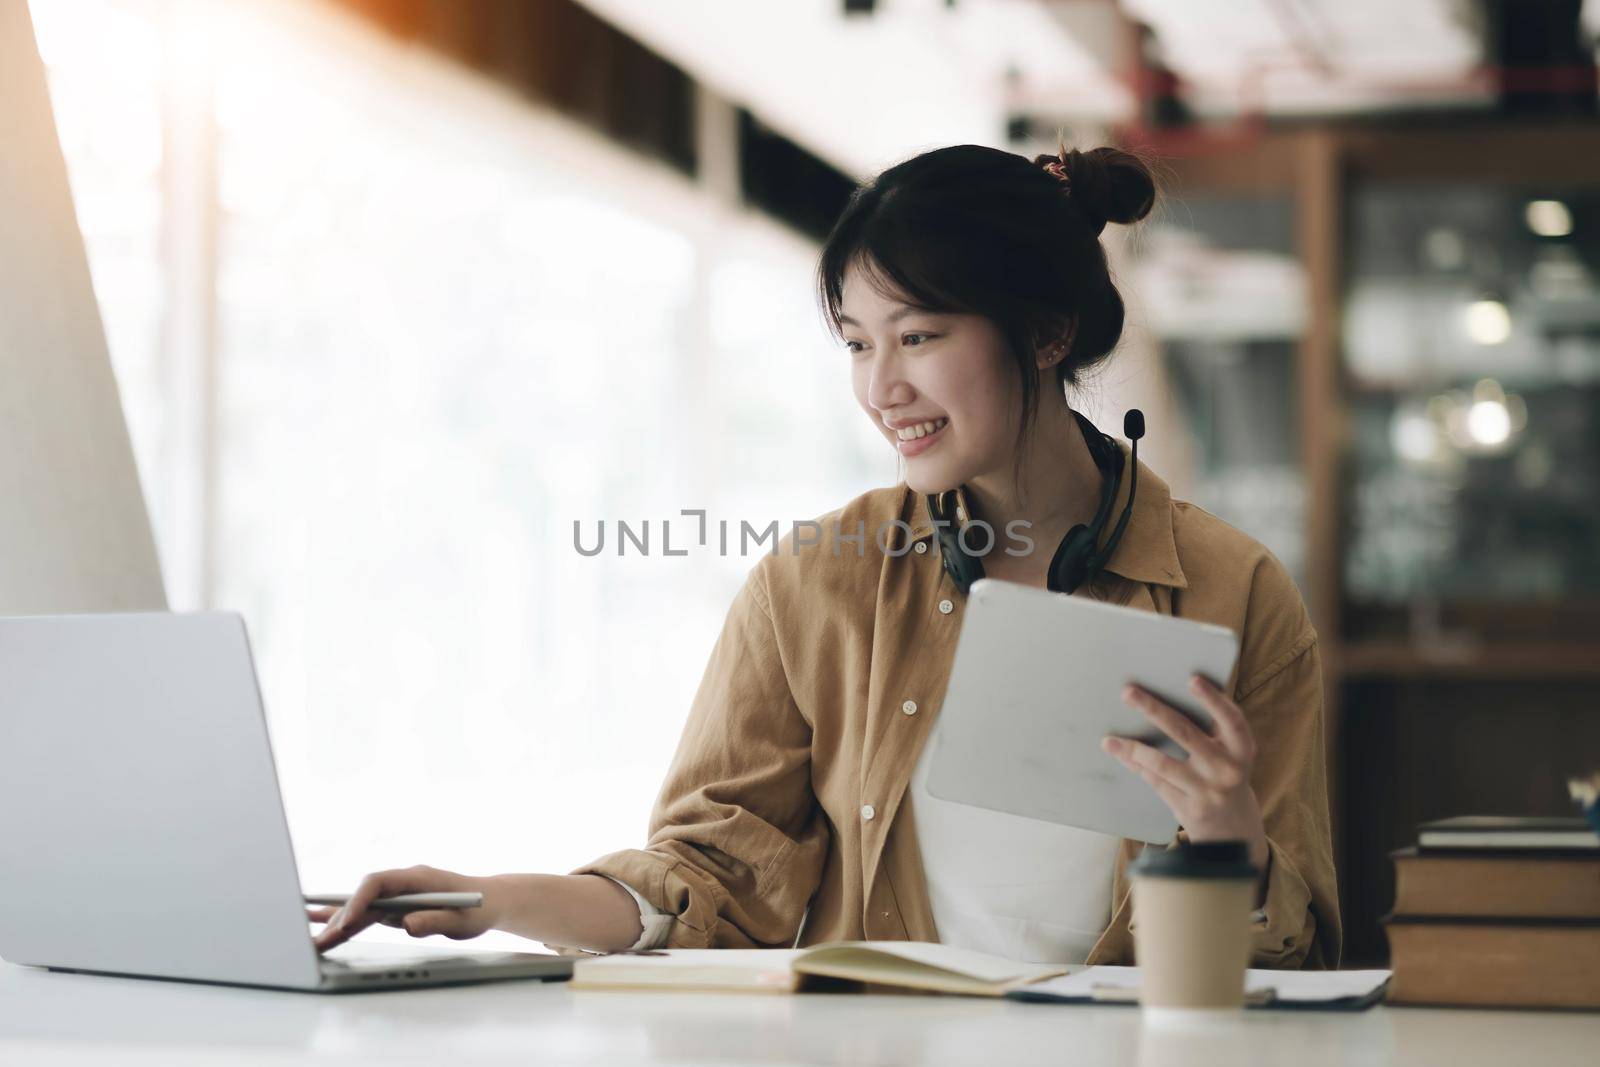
[309,864,501,954]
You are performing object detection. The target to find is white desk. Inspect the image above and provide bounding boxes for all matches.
[3,960,1597,1066]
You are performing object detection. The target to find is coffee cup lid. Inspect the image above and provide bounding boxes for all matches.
[1128,840,1258,880]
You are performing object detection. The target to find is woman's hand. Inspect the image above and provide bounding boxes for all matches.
[1101,674,1270,896]
[308,869,648,956]
[308,864,501,954]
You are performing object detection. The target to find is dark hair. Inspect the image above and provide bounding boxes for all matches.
[815,141,1158,477]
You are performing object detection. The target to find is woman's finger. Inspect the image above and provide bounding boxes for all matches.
[314,925,348,953]
[1133,764,1189,817]
[1188,674,1255,760]
[314,867,435,952]
[1105,744,1194,822]
[400,909,469,939]
[1122,685,1224,776]
[1101,735,1202,794]
[306,906,338,924]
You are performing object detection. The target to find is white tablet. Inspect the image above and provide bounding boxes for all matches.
[922,578,1241,844]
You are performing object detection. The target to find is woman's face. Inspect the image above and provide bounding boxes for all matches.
[840,258,1021,494]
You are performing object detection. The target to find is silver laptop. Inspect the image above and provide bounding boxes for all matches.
[0,610,572,992]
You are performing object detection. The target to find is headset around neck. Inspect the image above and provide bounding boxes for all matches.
[925,409,1145,596]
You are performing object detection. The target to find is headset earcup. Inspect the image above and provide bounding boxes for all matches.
[927,491,986,594]
[1048,525,1097,594]
[941,541,985,593]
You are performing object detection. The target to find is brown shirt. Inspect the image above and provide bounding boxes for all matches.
[575,444,1342,968]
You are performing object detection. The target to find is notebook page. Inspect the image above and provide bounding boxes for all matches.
[571,949,805,990]
[801,941,1078,984]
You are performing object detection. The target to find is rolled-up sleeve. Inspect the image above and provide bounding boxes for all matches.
[1236,629,1342,968]
[602,876,674,951]
[571,557,829,948]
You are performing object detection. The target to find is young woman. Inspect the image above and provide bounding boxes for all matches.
[311,143,1341,969]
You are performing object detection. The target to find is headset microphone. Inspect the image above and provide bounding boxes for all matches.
[1085,410,1143,577]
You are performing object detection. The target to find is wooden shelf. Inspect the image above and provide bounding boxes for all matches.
[1336,639,1600,679]
[1161,121,1600,965]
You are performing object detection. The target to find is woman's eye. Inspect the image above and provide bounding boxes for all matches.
[843,334,933,353]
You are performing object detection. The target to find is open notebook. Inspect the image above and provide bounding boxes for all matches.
[569,942,1391,1009]
[570,942,1065,996]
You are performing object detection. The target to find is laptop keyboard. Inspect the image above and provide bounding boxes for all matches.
[320,951,524,972]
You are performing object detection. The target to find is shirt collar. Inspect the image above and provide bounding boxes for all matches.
[901,441,1189,590]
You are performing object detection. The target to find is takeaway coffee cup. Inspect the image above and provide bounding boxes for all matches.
[1128,840,1259,1021]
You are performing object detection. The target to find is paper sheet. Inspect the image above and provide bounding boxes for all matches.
[1021,966,1393,1004]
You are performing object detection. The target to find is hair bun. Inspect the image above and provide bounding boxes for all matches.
[1032,145,1156,236]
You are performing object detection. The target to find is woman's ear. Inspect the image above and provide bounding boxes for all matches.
[1034,318,1077,369]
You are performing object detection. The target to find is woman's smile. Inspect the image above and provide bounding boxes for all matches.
[894,416,949,456]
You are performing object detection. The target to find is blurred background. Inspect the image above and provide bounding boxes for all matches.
[27,0,1600,963]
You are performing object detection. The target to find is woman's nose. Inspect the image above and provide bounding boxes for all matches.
[865,351,913,413]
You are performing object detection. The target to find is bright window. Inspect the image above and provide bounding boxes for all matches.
[37,0,884,949]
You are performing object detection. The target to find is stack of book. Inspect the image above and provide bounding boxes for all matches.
[1385,815,1600,1009]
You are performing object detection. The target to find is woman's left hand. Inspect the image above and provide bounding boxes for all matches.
[1101,674,1270,896]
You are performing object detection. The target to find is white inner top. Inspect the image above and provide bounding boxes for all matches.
[615,737,1126,959]
[907,733,1122,964]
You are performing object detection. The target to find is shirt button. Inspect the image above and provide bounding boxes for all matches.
[901,699,918,716]
[938,598,954,614]
[861,804,876,821]
[913,542,928,554]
